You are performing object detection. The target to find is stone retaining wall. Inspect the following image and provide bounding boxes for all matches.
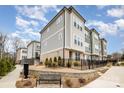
[29,69,99,84]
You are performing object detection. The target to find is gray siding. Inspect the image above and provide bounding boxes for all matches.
[41,30,64,53]
[41,12,65,54]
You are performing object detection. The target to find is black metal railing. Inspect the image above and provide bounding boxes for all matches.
[61,58,107,70]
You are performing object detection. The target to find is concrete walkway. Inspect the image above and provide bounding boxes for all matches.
[0,65,23,88]
[84,66,124,88]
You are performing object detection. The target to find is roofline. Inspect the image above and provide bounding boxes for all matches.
[90,28,100,35]
[101,38,107,43]
[27,40,40,47]
[40,6,86,34]
[40,7,67,34]
[68,6,86,23]
[85,26,90,32]
[16,48,27,51]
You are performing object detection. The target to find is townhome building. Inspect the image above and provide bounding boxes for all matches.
[84,26,91,60]
[40,6,107,63]
[27,41,40,65]
[16,48,27,64]
[40,6,86,62]
[100,38,107,60]
[27,41,40,59]
[90,28,101,61]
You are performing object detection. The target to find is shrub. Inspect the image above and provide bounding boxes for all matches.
[116,63,120,66]
[52,62,58,67]
[54,57,57,62]
[0,58,7,76]
[53,57,58,67]
[58,56,62,66]
[78,78,86,84]
[73,61,79,66]
[65,78,73,88]
[66,60,72,68]
[44,58,49,67]
[6,60,12,72]
[120,62,124,66]
[48,58,52,67]
[0,57,15,76]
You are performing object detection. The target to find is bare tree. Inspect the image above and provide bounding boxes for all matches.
[0,32,7,59]
[11,37,24,63]
[12,37,21,52]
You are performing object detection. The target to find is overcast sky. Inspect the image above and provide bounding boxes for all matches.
[0,5,124,54]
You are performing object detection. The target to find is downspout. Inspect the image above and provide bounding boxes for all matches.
[102,41,103,61]
[40,34,42,63]
[63,9,66,66]
[90,31,92,69]
[32,42,34,59]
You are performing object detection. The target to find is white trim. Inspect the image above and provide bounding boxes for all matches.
[70,13,72,48]
[42,27,64,43]
[41,47,63,55]
[65,11,66,47]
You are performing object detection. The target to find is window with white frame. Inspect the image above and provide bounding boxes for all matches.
[78,37,80,46]
[74,21,76,27]
[75,52,80,61]
[80,27,82,31]
[81,38,83,46]
[95,44,99,50]
[74,35,77,44]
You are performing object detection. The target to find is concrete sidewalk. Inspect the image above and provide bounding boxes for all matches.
[0,65,22,88]
[84,66,124,88]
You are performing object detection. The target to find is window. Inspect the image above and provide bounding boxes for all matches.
[37,46,40,49]
[78,37,80,46]
[81,42,83,46]
[75,52,80,61]
[74,36,77,44]
[85,46,90,52]
[22,56,26,59]
[95,44,99,50]
[77,24,80,29]
[22,50,27,53]
[74,22,76,27]
[80,27,82,31]
[74,39,77,44]
[78,40,80,46]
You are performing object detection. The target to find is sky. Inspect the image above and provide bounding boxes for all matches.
[0,5,124,54]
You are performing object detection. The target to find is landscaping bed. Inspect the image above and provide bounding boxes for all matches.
[29,66,109,88]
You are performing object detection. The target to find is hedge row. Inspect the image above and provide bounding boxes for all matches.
[44,57,81,68]
[44,56,63,67]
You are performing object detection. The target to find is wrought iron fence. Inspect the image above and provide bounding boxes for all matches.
[62,58,107,70]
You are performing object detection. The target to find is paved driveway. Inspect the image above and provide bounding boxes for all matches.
[84,66,124,88]
[0,65,23,88]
